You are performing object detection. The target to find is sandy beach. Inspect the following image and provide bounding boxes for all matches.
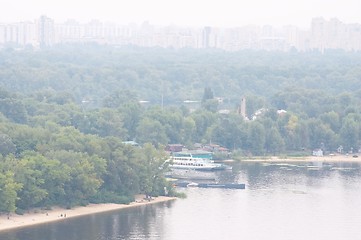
[241,155,361,163]
[0,195,176,233]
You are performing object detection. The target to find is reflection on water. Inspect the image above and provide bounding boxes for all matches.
[1,161,361,240]
[0,201,175,240]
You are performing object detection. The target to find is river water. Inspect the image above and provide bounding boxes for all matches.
[1,161,361,240]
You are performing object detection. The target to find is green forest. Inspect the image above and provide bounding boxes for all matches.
[1,45,361,213]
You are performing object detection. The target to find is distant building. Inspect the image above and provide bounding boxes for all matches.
[202,26,217,48]
[277,109,287,115]
[122,141,139,147]
[165,144,184,153]
[202,144,229,154]
[337,145,343,154]
[38,15,55,48]
[252,108,268,120]
[218,109,230,114]
[313,149,323,157]
[237,97,247,120]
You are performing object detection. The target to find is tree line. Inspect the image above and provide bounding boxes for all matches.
[1,45,361,106]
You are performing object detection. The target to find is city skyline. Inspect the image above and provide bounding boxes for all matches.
[1,0,361,28]
[1,16,361,52]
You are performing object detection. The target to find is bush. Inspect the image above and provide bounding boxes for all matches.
[15,208,25,215]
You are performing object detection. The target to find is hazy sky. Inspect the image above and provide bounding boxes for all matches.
[1,0,361,28]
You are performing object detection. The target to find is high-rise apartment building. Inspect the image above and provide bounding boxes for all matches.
[17,22,38,46]
[0,24,7,44]
[311,17,326,51]
[55,19,84,43]
[202,26,218,48]
[38,15,55,48]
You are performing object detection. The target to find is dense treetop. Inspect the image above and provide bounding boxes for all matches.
[1,45,361,105]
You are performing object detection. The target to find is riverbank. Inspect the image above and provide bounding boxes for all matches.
[0,195,176,233]
[240,155,360,162]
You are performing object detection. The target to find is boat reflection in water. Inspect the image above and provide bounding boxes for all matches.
[175,181,245,189]
[166,169,217,181]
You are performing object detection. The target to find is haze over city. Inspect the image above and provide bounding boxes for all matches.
[2,0,361,28]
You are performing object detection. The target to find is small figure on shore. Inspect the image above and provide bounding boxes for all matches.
[60,214,63,217]
[64,214,67,217]
[145,194,152,201]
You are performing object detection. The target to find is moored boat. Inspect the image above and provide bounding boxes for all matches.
[167,155,231,171]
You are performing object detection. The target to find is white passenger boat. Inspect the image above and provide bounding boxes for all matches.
[167,154,230,171]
